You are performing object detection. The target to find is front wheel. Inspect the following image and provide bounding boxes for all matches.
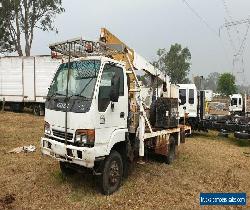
[98,151,123,195]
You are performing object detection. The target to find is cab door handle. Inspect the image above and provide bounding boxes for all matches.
[120,112,125,118]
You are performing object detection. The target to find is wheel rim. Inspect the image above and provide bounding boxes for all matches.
[34,106,39,115]
[109,160,120,187]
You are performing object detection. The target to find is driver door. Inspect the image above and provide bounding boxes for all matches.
[95,63,128,143]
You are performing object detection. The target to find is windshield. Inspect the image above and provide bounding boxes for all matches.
[48,59,101,99]
[231,98,238,106]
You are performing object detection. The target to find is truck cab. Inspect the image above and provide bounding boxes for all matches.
[178,84,198,119]
[229,94,243,114]
[42,56,128,165]
[41,56,130,194]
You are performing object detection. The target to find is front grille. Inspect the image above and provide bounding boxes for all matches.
[52,129,73,141]
[47,136,74,145]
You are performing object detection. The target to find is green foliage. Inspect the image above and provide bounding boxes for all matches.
[154,43,191,84]
[0,0,64,56]
[217,73,237,96]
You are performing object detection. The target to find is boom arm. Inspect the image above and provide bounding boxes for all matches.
[100,28,169,83]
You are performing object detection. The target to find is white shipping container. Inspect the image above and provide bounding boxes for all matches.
[0,56,61,113]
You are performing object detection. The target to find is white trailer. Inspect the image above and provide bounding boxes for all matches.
[204,90,213,102]
[0,56,61,115]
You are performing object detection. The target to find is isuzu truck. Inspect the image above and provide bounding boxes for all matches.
[41,28,190,194]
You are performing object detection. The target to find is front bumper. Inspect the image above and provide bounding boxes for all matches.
[41,137,97,168]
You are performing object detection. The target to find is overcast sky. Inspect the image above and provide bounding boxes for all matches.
[31,0,250,85]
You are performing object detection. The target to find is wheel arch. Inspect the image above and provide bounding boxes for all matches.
[106,129,127,155]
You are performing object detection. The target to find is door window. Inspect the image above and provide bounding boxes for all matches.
[98,64,124,112]
[189,89,194,104]
[179,89,186,105]
[231,98,237,106]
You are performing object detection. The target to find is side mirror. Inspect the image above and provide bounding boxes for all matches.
[110,73,120,102]
[163,82,167,92]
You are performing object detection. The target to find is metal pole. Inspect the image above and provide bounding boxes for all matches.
[65,43,71,145]
[200,76,204,90]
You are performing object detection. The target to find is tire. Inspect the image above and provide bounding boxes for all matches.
[33,104,41,116]
[218,132,229,138]
[11,103,24,113]
[98,151,123,195]
[165,136,176,164]
[234,132,250,140]
[59,161,76,176]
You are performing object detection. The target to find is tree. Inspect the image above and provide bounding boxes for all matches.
[217,73,237,96]
[193,76,204,90]
[154,43,191,84]
[204,72,220,91]
[0,0,64,56]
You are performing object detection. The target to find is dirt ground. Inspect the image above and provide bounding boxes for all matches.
[0,111,250,210]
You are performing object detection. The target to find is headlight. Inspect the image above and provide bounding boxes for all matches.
[75,133,87,144]
[75,129,95,147]
[44,121,51,135]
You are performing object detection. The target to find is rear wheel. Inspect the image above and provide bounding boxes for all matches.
[33,104,40,116]
[165,136,176,164]
[234,131,250,140]
[10,103,24,113]
[59,161,76,176]
[98,151,123,195]
[33,104,44,116]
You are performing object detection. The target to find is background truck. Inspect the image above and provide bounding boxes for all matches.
[0,55,61,115]
[229,93,250,116]
[178,84,250,139]
[41,28,190,195]
[178,83,206,131]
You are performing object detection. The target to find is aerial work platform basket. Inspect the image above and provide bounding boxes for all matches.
[49,37,127,59]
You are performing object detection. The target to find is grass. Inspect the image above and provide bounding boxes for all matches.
[0,111,250,209]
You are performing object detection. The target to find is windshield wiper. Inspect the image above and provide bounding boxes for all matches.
[48,92,66,100]
[68,94,88,99]
[78,78,95,96]
[67,78,94,100]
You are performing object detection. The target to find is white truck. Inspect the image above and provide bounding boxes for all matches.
[178,84,198,120]
[228,93,249,115]
[41,28,190,194]
[0,56,61,115]
[229,94,243,114]
[178,84,207,131]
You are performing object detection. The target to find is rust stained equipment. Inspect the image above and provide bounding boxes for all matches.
[155,134,170,156]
